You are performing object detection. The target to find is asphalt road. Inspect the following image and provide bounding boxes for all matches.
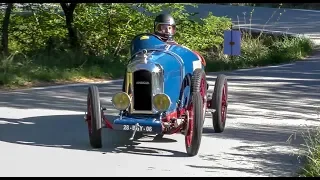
[185,4,320,44]
[1,4,320,177]
[1,50,320,176]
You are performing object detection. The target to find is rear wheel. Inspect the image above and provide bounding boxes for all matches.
[211,74,228,133]
[87,85,102,148]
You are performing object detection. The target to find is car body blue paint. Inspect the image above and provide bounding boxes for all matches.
[113,33,205,130]
[132,34,204,111]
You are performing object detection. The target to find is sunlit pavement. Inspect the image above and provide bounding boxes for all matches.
[0,49,319,176]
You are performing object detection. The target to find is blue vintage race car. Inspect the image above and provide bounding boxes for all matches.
[85,33,228,156]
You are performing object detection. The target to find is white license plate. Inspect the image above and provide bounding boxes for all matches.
[122,125,153,132]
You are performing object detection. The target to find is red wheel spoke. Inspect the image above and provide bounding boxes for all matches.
[221,83,227,123]
[186,104,194,147]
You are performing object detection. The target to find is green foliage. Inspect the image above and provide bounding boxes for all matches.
[8,5,67,53]
[176,12,232,51]
[297,127,320,177]
[3,3,231,56]
[205,33,314,72]
[0,3,314,88]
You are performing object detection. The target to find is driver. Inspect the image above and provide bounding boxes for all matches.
[153,13,177,44]
[153,13,207,67]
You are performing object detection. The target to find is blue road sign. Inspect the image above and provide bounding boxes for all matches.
[223,30,241,56]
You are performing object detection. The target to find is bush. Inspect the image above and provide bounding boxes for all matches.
[0,3,232,87]
[205,32,314,72]
[175,12,232,51]
[0,3,315,88]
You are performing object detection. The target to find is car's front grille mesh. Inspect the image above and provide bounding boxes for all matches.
[133,70,152,111]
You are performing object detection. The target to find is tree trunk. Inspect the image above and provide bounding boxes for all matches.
[60,3,79,49]
[1,3,13,57]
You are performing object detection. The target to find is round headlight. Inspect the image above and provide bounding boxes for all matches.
[153,94,171,112]
[112,92,131,111]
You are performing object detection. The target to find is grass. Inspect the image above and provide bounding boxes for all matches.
[297,125,320,177]
[204,33,314,72]
[0,50,126,89]
[202,3,315,72]
[0,3,316,90]
[296,95,320,177]
[0,33,314,90]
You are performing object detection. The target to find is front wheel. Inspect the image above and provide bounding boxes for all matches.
[87,85,102,148]
[191,68,207,125]
[211,74,228,133]
[185,92,204,156]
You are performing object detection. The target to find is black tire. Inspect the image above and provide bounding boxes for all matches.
[87,85,102,148]
[211,74,228,133]
[185,92,204,156]
[191,68,207,124]
[191,68,207,94]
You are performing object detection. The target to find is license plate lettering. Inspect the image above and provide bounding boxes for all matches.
[122,125,153,132]
[146,126,152,132]
[131,125,140,131]
[123,125,130,130]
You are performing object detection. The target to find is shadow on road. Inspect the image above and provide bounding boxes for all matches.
[0,81,123,112]
[186,145,301,176]
[207,53,320,124]
[0,114,187,158]
[203,125,306,147]
[195,126,307,176]
[0,47,319,176]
